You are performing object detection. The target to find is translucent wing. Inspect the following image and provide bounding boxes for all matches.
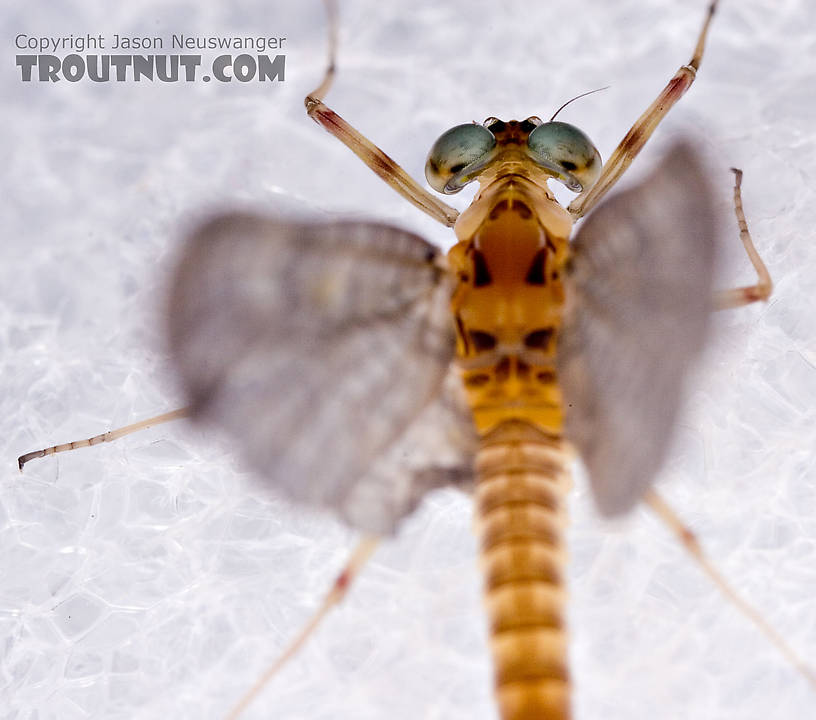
[168,214,474,534]
[341,366,477,529]
[557,143,718,516]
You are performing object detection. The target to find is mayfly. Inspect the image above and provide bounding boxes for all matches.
[16,1,813,719]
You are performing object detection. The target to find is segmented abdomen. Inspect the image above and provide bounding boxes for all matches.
[475,419,572,720]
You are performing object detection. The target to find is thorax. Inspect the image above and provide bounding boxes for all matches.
[448,171,574,437]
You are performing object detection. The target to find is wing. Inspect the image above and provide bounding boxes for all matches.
[167,214,474,534]
[557,143,718,516]
[339,365,478,530]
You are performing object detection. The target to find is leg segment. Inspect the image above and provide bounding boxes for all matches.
[713,168,773,311]
[305,1,459,227]
[17,407,190,470]
[568,1,719,219]
[226,536,379,720]
[645,490,816,690]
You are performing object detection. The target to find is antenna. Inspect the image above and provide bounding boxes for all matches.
[550,86,610,121]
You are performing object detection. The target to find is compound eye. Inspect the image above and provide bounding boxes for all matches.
[526,121,602,192]
[425,123,497,194]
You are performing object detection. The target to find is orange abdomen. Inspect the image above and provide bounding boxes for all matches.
[475,420,572,720]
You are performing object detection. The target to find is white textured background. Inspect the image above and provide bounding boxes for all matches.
[2,1,816,719]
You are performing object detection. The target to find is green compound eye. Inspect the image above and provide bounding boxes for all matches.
[425,123,497,194]
[526,121,602,192]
